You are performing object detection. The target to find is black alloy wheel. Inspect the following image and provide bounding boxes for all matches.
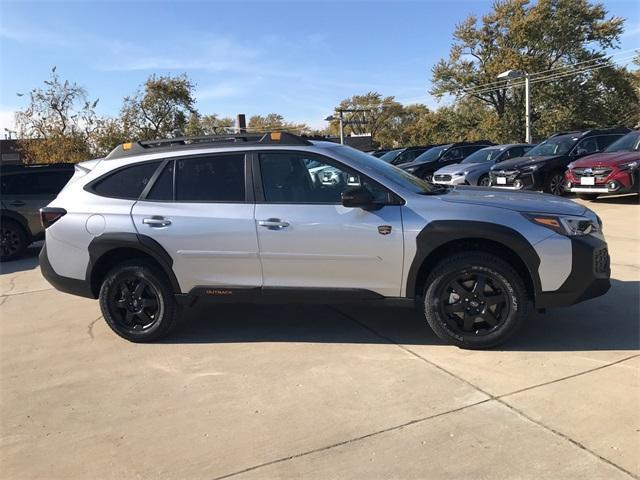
[99,261,179,342]
[1,221,28,261]
[108,276,162,333]
[478,175,491,187]
[547,172,565,196]
[437,271,509,336]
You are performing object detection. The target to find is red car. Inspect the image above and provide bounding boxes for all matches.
[565,130,639,200]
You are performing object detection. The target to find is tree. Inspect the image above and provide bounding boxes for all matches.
[331,92,403,146]
[183,113,235,136]
[431,0,638,141]
[15,67,98,163]
[120,73,196,140]
[247,113,309,133]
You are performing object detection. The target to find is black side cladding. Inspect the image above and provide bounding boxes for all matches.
[405,220,542,299]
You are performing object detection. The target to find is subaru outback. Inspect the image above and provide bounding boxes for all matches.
[40,133,610,349]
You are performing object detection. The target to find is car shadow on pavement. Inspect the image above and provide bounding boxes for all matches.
[167,279,638,352]
[591,193,639,205]
[0,245,41,275]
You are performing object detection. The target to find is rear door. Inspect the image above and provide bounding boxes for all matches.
[253,151,404,297]
[131,153,261,293]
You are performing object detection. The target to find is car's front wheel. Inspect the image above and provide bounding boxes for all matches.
[544,171,565,196]
[99,260,179,342]
[422,252,530,349]
[478,174,491,187]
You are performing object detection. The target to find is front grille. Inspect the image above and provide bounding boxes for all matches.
[594,247,610,277]
[434,174,452,182]
[491,170,519,182]
[572,167,612,182]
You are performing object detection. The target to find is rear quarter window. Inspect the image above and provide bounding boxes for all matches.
[91,161,161,199]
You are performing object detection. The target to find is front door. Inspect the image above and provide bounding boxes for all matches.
[131,153,261,293]
[254,151,404,297]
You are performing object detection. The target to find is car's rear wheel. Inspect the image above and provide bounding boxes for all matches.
[577,193,600,201]
[544,171,565,196]
[99,260,179,342]
[422,253,530,349]
[1,220,28,262]
[478,174,490,187]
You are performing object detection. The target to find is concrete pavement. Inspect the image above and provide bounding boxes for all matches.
[1,194,638,479]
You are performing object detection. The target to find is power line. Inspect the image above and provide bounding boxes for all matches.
[459,48,639,96]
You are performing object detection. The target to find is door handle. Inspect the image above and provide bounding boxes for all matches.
[142,216,172,228]
[8,201,25,206]
[258,218,290,230]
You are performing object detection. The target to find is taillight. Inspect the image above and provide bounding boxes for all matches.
[40,208,67,229]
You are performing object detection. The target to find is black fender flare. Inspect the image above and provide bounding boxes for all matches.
[87,233,181,294]
[405,220,542,299]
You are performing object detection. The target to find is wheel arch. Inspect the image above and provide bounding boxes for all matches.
[1,209,31,237]
[405,221,541,301]
[87,233,181,297]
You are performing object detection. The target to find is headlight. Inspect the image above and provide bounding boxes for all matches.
[405,167,418,173]
[521,164,540,172]
[453,171,469,176]
[619,160,639,171]
[523,214,599,236]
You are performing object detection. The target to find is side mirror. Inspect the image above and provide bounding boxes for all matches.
[341,186,375,209]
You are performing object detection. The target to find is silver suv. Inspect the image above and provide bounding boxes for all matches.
[40,133,611,348]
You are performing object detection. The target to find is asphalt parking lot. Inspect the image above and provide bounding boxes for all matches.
[0,195,638,479]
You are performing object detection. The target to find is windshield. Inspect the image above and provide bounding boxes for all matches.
[413,145,448,163]
[461,148,500,164]
[605,131,640,152]
[379,149,403,163]
[329,145,445,194]
[526,134,578,156]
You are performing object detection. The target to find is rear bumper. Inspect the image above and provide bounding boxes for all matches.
[535,235,610,309]
[39,244,96,299]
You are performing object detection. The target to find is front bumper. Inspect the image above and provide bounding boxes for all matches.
[490,171,544,191]
[535,234,610,308]
[565,168,638,195]
[432,174,467,186]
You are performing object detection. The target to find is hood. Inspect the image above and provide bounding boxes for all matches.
[492,155,560,171]
[435,162,488,175]
[401,157,439,170]
[570,151,640,168]
[439,185,586,215]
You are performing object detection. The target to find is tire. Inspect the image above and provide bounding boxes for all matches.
[577,193,599,201]
[1,219,29,262]
[422,252,530,349]
[478,174,491,187]
[544,171,565,196]
[422,172,434,182]
[99,260,179,342]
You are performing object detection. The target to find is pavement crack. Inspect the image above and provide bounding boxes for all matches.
[0,287,54,297]
[332,307,639,480]
[87,316,102,340]
[211,398,492,480]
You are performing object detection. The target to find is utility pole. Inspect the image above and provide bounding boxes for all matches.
[325,108,370,145]
[497,70,531,143]
[338,110,344,145]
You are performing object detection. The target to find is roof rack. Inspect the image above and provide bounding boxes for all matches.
[106,132,313,159]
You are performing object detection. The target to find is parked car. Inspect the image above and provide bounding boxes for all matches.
[433,144,533,187]
[400,141,494,181]
[378,146,435,165]
[1,163,74,261]
[367,149,389,158]
[40,132,610,349]
[565,130,640,200]
[489,127,630,196]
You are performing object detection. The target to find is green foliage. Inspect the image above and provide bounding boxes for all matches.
[15,67,98,163]
[247,113,309,133]
[431,0,638,141]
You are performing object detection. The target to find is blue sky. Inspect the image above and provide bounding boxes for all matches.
[1,0,639,134]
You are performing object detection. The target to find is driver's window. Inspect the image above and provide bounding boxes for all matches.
[259,153,389,204]
[442,147,463,161]
[574,137,598,155]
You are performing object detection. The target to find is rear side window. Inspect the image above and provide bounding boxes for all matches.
[147,161,174,201]
[92,161,161,199]
[175,154,245,202]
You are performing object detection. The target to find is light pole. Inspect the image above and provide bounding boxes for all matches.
[497,70,531,144]
[325,108,370,145]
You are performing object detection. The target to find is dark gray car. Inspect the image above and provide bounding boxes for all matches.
[433,144,533,186]
[1,163,74,261]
